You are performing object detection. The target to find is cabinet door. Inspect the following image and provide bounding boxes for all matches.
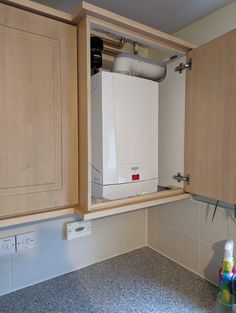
[185,28,236,203]
[0,4,78,217]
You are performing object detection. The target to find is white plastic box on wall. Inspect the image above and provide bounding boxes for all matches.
[91,71,159,200]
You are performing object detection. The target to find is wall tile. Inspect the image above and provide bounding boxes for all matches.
[199,202,231,245]
[124,209,147,222]
[0,255,11,296]
[148,199,236,285]
[152,199,200,237]
[148,207,157,223]
[154,221,199,273]
[147,220,156,248]
[0,210,147,295]
[123,217,147,251]
[199,241,224,285]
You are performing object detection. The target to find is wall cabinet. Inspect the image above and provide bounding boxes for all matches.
[77,13,194,215]
[185,28,236,203]
[1,0,236,224]
[0,4,78,218]
[77,3,236,216]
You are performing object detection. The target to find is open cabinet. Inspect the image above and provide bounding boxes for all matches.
[76,2,236,219]
[76,5,195,219]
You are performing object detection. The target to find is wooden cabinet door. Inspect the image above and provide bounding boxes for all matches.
[184,28,236,203]
[0,4,78,217]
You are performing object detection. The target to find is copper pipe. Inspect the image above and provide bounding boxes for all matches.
[91,35,125,49]
[103,37,125,49]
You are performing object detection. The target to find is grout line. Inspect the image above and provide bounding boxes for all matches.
[198,202,201,275]
[148,245,200,276]
[10,254,12,291]
[2,246,147,297]
[147,245,217,287]
[122,214,125,253]
[145,208,148,246]
[10,226,13,292]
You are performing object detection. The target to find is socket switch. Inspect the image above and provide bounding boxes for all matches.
[16,232,35,251]
[0,236,16,256]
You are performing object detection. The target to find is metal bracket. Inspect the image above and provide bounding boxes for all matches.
[175,59,192,73]
[134,42,139,55]
[173,172,190,184]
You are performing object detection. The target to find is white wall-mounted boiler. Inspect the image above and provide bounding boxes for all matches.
[91,71,159,200]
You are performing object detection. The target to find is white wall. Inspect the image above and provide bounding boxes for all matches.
[148,1,236,285]
[175,1,236,46]
[0,209,147,296]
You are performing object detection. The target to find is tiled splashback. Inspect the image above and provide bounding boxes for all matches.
[148,199,235,285]
[0,209,147,296]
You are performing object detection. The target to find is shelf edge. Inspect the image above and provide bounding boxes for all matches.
[0,208,76,228]
[75,193,192,220]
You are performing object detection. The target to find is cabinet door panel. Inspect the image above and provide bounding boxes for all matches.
[159,57,186,188]
[0,4,78,217]
[0,26,61,194]
[185,28,236,203]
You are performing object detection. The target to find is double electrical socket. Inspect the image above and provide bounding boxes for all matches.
[0,232,35,257]
[16,232,35,251]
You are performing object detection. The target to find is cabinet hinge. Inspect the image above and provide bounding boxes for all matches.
[175,59,192,74]
[173,172,190,184]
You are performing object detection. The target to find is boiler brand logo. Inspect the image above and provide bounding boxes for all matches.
[131,167,139,171]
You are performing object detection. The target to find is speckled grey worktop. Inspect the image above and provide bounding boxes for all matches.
[0,247,217,313]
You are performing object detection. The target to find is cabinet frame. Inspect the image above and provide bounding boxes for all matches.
[77,9,195,213]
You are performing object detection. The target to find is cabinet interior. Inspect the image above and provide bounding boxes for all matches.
[88,19,188,210]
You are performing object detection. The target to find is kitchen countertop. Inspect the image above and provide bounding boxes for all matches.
[0,247,217,313]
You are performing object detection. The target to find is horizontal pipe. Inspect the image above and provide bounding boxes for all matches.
[91,34,125,49]
[103,37,125,48]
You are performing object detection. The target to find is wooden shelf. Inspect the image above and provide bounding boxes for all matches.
[90,188,185,210]
[76,190,192,220]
